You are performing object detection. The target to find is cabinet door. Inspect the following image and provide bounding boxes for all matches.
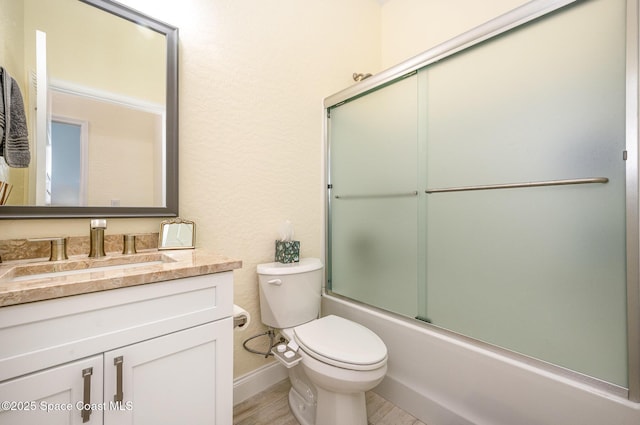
[104,319,232,425]
[0,355,103,425]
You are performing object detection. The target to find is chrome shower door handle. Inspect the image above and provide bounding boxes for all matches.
[267,279,282,286]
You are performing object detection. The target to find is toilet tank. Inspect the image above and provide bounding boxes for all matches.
[257,258,324,329]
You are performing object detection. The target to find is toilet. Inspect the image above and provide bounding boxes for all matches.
[257,258,387,425]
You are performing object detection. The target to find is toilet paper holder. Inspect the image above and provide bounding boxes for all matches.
[234,315,248,329]
[233,304,251,330]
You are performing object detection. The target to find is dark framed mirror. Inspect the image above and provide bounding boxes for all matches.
[0,0,178,218]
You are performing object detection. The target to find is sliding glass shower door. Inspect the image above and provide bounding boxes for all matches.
[328,0,628,388]
[423,0,627,386]
[329,74,419,318]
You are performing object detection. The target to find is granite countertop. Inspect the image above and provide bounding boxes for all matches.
[0,250,242,307]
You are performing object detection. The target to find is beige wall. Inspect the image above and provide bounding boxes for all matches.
[0,0,585,380]
[380,0,528,69]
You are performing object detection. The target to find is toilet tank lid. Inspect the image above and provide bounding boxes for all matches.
[257,258,323,275]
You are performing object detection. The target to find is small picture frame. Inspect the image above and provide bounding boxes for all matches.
[159,218,196,250]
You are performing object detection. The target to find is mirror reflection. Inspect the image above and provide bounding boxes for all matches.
[0,0,178,217]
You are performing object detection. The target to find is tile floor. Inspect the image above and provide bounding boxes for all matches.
[233,379,427,425]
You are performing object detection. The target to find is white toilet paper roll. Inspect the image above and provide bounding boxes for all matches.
[233,304,251,331]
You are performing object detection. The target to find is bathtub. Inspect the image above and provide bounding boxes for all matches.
[322,293,640,425]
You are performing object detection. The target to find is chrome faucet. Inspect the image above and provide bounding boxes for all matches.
[88,219,107,258]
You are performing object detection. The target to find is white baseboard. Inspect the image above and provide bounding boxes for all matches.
[233,362,288,406]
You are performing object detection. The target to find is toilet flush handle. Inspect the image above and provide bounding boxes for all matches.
[267,278,282,286]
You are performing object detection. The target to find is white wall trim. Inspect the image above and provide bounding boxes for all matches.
[49,78,165,115]
[233,362,288,406]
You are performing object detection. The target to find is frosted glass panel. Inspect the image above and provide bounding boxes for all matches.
[425,0,625,188]
[330,75,418,317]
[424,0,627,386]
[330,76,418,194]
[331,197,418,316]
[426,187,627,385]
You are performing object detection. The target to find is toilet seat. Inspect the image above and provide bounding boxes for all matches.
[293,315,387,371]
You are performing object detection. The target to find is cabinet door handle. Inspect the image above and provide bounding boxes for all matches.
[81,367,93,423]
[114,356,124,404]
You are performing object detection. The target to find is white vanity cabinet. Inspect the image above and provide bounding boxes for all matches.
[0,272,234,425]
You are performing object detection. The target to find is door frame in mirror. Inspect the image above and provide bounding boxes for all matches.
[0,0,178,218]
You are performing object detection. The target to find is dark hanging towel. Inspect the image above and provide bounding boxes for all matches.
[0,66,30,168]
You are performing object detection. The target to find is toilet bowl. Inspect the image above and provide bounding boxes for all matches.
[293,315,387,425]
[257,259,388,425]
